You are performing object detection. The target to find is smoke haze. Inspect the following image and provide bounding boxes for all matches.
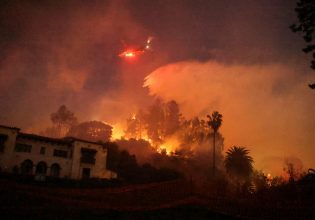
[0,0,314,174]
[144,60,315,174]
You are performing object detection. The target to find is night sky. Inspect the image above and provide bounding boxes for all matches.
[0,0,314,174]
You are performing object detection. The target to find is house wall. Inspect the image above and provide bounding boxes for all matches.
[0,126,117,180]
[70,141,112,179]
[0,127,18,172]
[12,137,73,178]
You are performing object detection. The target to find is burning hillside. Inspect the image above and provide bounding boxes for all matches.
[110,99,224,166]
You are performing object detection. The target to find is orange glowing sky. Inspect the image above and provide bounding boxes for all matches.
[0,0,314,175]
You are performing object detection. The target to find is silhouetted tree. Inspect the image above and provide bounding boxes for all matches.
[189,117,209,145]
[252,170,269,192]
[50,105,78,137]
[284,157,304,182]
[115,138,155,163]
[207,111,223,177]
[225,146,253,192]
[125,115,139,139]
[116,150,139,181]
[178,117,224,160]
[270,175,286,187]
[105,142,120,171]
[145,99,165,144]
[125,109,146,139]
[125,99,181,146]
[67,121,112,142]
[136,109,146,139]
[291,0,315,88]
[105,142,182,183]
[164,100,181,136]
[104,142,139,181]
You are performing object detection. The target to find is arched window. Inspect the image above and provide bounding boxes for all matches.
[50,163,61,177]
[35,161,47,175]
[20,159,33,175]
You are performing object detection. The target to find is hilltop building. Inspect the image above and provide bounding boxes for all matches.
[0,125,117,180]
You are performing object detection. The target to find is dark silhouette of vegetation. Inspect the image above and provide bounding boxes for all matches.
[67,120,112,142]
[251,170,269,192]
[125,109,146,140]
[115,138,155,163]
[164,100,181,135]
[123,100,225,168]
[120,104,226,190]
[207,111,223,177]
[145,99,165,144]
[291,0,315,88]
[105,142,183,183]
[224,146,253,193]
[180,117,208,146]
[1,170,315,219]
[177,117,224,158]
[284,157,304,183]
[42,105,78,137]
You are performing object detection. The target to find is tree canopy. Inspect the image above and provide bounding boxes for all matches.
[50,105,78,137]
[207,111,223,133]
[207,111,223,177]
[291,0,315,88]
[67,120,112,142]
[224,146,253,182]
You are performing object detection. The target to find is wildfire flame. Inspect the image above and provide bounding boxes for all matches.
[111,123,125,140]
[159,138,179,155]
[157,145,173,155]
[111,121,179,156]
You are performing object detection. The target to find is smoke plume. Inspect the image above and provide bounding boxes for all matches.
[144,60,315,174]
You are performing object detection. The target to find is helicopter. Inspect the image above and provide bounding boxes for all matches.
[118,37,153,58]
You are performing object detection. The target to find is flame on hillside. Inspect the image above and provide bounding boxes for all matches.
[157,137,180,155]
[111,118,180,156]
[111,123,125,140]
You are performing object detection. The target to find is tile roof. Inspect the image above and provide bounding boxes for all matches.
[0,124,20,131]
[18,133,72,145]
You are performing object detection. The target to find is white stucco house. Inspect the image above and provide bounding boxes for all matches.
[0,125,117,180]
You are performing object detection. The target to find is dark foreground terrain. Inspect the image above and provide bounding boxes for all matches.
[0,176,239,220]
[2,205,237,220]
[1,176,314,219]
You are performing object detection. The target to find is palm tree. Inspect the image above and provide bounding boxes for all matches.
[207,111,223,177]
[224,146,253,191]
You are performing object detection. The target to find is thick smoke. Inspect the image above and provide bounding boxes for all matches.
[1,0,314,176]
[144,60,315,175]
[0,0,160,132]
